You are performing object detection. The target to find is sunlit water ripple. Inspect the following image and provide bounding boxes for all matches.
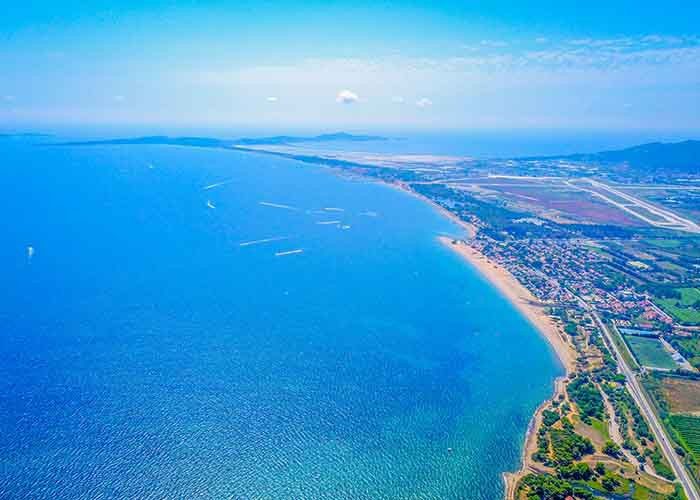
[0,139,561,499]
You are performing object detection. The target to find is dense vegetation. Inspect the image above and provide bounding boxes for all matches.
[519,473,593,500]
[549,419,595,466]
[567,375,604,424]
[671,337,700,370]
[542,409,561,427]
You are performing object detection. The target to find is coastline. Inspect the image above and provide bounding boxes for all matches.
[437,236,575,499]
[389,181,477,238]
[438,237,575,372]
[288,164,573,497]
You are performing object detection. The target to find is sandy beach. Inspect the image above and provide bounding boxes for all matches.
[438,236,576,499]
[439,237,575,371]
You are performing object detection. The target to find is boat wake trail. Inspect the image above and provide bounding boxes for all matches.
[239,236,291,247]
[203,180,233,190]
[275,249,304,257]
[259,201,298,211]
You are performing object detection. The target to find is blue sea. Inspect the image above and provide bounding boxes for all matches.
[0,136,562,499]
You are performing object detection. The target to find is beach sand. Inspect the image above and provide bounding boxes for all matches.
[438,237,575,371]
[438,236,575,499]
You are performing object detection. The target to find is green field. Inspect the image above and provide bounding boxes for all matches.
[657,287,700,325]
[669,414,700,459]
[625,336,677,369]
[679,287,700,303]
[644,238,682,249]
[657,260,687,276]
[590,417,610,441]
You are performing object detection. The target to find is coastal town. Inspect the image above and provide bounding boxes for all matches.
[409,164,700,499]
[440,220,700,500]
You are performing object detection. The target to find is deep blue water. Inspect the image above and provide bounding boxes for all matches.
[0,137,561,499]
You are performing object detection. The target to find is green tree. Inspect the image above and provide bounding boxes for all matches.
[543,409,560,427]
[601,472,620,492]
[603,440,622,458]
[558,462,593,480]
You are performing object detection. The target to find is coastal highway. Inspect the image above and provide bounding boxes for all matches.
[589,309,700,500]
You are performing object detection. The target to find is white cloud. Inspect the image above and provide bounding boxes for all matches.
[266,96,278,102]
[480,39,509,48]
[416,97,432,108]
[336,89,359,104]
[176,34,700,130]
[189,40,700,98]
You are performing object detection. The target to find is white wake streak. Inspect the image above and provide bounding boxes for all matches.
[275,249,304,257]
[239,236,290,247]
[259,201,298,211]
[203,180,233,190]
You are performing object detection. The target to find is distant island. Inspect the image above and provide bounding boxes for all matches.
[234,132,388,145]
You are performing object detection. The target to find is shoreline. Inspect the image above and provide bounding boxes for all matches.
[438,237,575,372]
[389,181,477,238]
[272,163,574,497]
[437,236,576,499]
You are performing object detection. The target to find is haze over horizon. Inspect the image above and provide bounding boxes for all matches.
[2,1,700,133]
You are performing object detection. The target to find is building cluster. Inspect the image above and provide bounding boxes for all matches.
[470,235,671,330]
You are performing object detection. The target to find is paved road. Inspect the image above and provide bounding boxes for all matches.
[600,388,640,468]
[591,311,700,500]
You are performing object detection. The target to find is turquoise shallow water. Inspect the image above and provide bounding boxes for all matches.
[0,138,562,499]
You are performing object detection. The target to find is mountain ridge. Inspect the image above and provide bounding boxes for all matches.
[521,139,700,172]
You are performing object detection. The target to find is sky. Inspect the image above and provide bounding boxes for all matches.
[1,1,700,133]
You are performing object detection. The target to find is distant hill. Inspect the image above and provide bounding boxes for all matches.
[58,132,388,148]
[234,132,387,145]
[528,139,700,172]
